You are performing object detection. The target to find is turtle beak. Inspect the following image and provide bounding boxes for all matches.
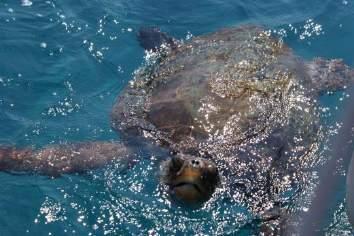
[161,155,219,205]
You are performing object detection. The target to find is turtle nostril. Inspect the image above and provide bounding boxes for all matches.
[191,159,200,167]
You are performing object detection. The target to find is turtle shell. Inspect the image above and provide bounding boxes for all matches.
[112,26,317,153]
[111,25,322,213]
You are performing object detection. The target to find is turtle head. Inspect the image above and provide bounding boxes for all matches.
[161,154,219,206]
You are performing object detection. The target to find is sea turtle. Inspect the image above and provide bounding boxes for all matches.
[1,25,354,232]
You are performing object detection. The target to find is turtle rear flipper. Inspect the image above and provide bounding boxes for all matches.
[306,58,354,95]
[137,27,177,51]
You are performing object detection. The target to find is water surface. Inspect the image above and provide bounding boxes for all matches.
[0,0,354,235]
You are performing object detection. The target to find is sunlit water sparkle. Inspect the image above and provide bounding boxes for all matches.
[0,0,354,235]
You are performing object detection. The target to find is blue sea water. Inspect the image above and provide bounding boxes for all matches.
[0,0,354,235]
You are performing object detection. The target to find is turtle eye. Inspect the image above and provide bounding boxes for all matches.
[171,156,184,170]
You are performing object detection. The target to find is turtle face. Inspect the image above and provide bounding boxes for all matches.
[161,154,219,205]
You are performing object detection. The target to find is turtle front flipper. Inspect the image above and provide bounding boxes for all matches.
[306,58,354,95]
[0,142,135,176]
[137,27,177,51]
